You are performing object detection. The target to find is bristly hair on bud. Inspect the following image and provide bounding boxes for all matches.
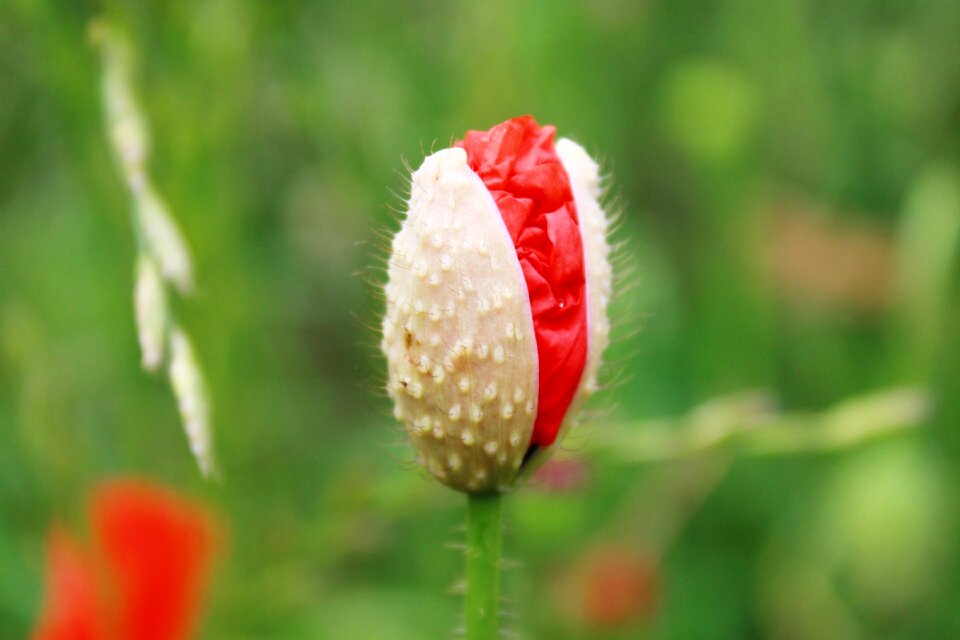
[382,116,614,493]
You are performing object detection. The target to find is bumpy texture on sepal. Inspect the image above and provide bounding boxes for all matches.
[383,148,539,493]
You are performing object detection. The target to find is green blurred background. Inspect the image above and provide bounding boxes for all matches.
[2,1,960,638]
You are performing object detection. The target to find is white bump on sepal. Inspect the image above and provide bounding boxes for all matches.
[382,147,539,493]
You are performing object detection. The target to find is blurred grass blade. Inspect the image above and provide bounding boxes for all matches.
[169,327,215,477]
[589,388,929,462]
[134,254,167,372]
[90,19,215,477]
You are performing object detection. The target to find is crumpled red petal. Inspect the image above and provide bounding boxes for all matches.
[31,531,104,640]
[92,481,216,640]
[456,116,588,448]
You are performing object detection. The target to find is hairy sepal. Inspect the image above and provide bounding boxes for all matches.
[383,148,539,493]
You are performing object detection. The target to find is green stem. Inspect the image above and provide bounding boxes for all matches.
[465,491,503,640]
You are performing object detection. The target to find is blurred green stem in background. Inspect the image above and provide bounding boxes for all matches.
[587,387,929,463]
[465,492,503,640]
[892,164,960,379]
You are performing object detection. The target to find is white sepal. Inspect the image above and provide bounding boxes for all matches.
[383,148,539,493]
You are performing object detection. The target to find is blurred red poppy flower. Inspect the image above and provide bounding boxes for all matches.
[553,544,660,630]
[31,479,220,640]
[580,547,658,628]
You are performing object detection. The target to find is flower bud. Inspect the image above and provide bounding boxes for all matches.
[383,116,612,493]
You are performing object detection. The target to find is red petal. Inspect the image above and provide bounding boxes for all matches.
[456,116,588,447]
[31,530,104,640]
[91,480,217,640]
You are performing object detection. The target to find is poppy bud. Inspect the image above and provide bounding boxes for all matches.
[383,116,612,493]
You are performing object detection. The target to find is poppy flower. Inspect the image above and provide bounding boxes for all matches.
[555,545,659,630]
[382,116,612,492]
[31,479,219,640]
[580,548,658,628]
